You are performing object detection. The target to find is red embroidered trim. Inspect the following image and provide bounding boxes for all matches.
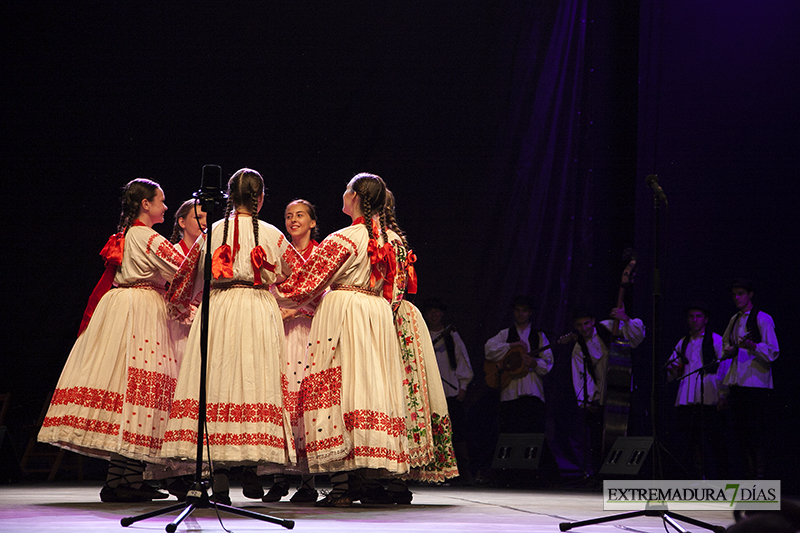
[163,428,285,448]
[122,429,163,451]
[345,446,409,463]
[299,367,342,412]
[343,409,406,437]
[278,235,354,305]
[145,233,184,267]
[50,386,124,414]
[126,367,177,412]
[41,414,120,435]
[166,235,204,318]
[305,434,344,453]
[169,399,283,425]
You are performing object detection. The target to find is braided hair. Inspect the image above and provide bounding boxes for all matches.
[118,178,161,234]
[348,173,388,243]
[222,168,265,248]
[170,198,199,244]
[384,189,409,249]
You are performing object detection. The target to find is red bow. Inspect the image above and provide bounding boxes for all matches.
[405,250,418,295]
[368,239,397,302]
[251,246,276,285]
[78,231,126,336]
[211,215,241,280]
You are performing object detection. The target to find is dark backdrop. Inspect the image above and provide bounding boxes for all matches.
[2,1,797,490]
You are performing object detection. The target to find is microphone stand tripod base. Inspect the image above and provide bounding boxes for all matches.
[120,480,295,531]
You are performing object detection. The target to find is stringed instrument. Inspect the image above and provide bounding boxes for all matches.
[601,248,637,457]
[485,333,573,390]
[484,343,550,391]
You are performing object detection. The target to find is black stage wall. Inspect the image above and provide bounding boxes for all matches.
[2,2,797,490]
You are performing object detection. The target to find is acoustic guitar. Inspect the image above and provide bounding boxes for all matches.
[484,342,554,391]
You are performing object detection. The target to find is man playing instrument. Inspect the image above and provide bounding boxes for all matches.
[568,306,645,476]
[721,278,779,479]
[484,295,553,434]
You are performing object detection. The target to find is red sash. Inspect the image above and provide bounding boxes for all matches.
[77,220,145,336]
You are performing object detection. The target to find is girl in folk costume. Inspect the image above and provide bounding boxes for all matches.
[161,168,302,504]
[170,198,208,256]
[38,179,185,503]
[263,199,322,503]
[167,199,209,363]
[274,173,409,507]
[372,190,457,503]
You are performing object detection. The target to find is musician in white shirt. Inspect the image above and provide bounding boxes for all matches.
[721,278,779,479]
[666,302,730,478]
[484,295,553,433]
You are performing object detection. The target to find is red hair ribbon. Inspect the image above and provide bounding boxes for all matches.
[211,214,241,280]
[368,239,397,302]
[251,246,276,285]
[405,250,418,295]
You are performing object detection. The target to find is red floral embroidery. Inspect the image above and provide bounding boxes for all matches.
[162,428,285,449]
[343,410,406,437]
[146,233,184,267]
[299,367,342,412]
[122,429,163,451]
[50,386,124,414]
[345,446,409,464]
[41,414,120,436]
[169,398,283,426]
[126,367,176,412]
[166,236,204,318]
[276,233,355,305]
[305,434,345,453]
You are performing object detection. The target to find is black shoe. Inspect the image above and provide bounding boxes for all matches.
[138,483,170,500]
[100,484,153,503]
[261,482,289,503]
[162,477,192,501]
[359,485,391,505]
[387,490,413,505]
[210,490,231,506]
[314,491,353,508]
[242,468,265,500]
[290,487,319,503]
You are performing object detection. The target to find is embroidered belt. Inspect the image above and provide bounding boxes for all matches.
[116,281,166,293]
[330,283,380,297]
[212,280,269,290]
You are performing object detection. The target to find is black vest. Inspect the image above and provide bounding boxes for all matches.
[507,323,542,352]
[679,331,718,375]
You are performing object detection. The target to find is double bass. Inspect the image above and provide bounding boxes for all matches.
[601,249,637,457]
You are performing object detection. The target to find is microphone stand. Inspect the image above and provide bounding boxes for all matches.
[560,179,723,533]
[121,165,294,532]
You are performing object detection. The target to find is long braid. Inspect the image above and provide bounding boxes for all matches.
[118,201,138,235]
[384,203,409,249]
[221,198,233,247]
[378,208,390,246]
[362,199,374,240]
[250,190,260,246]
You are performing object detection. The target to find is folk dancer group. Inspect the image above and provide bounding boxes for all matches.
[38,170,457,505]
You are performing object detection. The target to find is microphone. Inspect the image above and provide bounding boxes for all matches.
[646,174,668,205]
[200,164,222,193]
[194,164,227,208]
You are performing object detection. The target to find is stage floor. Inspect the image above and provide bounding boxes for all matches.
[0,482,735,533]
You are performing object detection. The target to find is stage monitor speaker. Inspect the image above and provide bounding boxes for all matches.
[0,426,20,483]
[491,433,545,470]
[599,436,653,477]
